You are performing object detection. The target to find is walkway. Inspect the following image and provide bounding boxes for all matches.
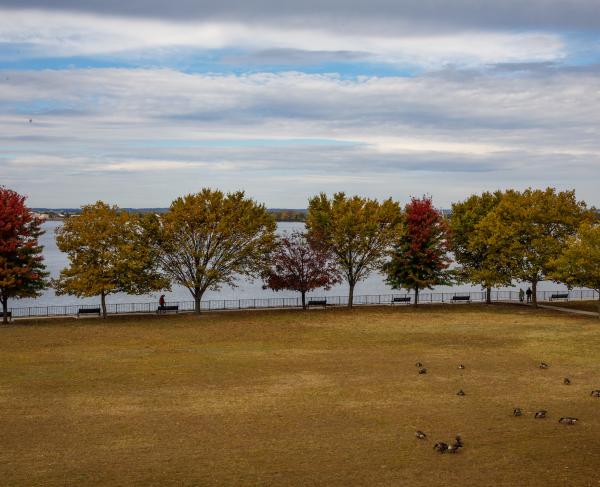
[536,303,599,318]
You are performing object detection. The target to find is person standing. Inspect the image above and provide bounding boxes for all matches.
[519,288,525,303]
[526,288,532,303]
[158,294,166,313]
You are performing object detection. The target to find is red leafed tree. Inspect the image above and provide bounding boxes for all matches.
[263,231,340,309]
[0,187,48,323]
[383,196,452,306]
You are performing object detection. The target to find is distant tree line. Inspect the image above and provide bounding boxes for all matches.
[1,185,599,323]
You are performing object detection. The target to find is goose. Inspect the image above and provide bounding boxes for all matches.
[563,378,571,385]
[415,430,427,439]
[591,390,600,397]
[457,389,465,396]
[415,362,423,368]
[558,417,578,425]
[447,436,463,453]
[418,368,427,375]
[513,407,522,417]
[534,410,547,419]
[458,364,465,370]
[539,362,549,369]
[433,442,448,453]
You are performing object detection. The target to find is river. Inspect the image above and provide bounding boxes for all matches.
[14,221,571,308]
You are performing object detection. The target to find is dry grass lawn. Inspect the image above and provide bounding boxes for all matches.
[1,304,600,486]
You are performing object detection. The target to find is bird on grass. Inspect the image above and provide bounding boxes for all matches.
[559,417,578,425]
[433,442,448,453]
[457,389,465,396]
[591,390,600,397]
[513,407,522,417]
[563,378,571,385]
[418,368,427,375]
[434,436,463,454]
[415,430,427,439]
[534,410,547,419]
[415,362,423,368]
[447,436,463,453]
[539,362,549,369]
[458,364,465,370]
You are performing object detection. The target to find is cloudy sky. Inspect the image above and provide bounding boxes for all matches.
[1,1,599,208]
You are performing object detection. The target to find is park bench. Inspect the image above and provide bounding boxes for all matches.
[157,305,179,314]
[549,293,569,301]
[451,295,471,303]
[307,299,327,308]
[392,297,411,305]
[77,307,101,317]
[1,311,12,322]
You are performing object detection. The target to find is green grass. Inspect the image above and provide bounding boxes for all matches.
[1,304,600,486]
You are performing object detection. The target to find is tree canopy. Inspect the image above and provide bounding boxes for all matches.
[384,196,451,305]
[146,189,277,312]
[262,231,340,308]
[550,222,600,316]
[306,192,402,307]
[54,201,168,317]
[0,187,48,323]
[473,188,593,306]
[450,191,511,302]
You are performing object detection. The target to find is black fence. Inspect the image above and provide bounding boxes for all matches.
[3,288,599,320]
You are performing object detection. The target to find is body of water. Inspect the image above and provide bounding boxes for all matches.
[13,221,573,308]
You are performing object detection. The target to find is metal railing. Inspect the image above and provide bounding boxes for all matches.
[3,288,598,320]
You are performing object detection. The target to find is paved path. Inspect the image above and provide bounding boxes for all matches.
[536,303,599,318]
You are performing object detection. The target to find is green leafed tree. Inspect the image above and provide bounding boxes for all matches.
[146,189,277,313]
[450,191,511,303]
[473,188,593,307]
[383,196,452,306]
[0,187,49,323]
[54,201,169,318]
[306,192,402,307]
[549,222,600,317]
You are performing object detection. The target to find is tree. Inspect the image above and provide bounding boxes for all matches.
[54,202,168,318]
[147,189,277,313]
[474,188,593,307]
[549,223,600,317]
[0,187,48,323]
[450,191,511,303]
[306,192,402,307]
[262,231,340,309]
[383,196,452,306]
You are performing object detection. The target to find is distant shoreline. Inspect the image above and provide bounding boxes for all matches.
[34,208,308,222]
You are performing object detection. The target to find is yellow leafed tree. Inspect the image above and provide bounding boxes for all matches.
[53,202,169,317]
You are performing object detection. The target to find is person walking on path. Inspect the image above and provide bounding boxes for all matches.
[158,294,166,313]
[526,288,532,304]
[519,288,525,303]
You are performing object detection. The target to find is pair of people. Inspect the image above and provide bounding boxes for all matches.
[519,288,533,303]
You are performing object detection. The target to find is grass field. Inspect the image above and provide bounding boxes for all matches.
[1,304,600,486]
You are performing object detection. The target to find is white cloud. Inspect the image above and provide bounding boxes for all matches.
[1,67,599,207]
[0,9,566,67]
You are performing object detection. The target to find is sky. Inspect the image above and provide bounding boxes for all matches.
[0,1,599,208]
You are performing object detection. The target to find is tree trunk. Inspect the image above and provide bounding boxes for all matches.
[532,280,538,308]
[597,293,600,319]
[486,286,492,305]
[194,286,202,313]
[414,286,419,307]
[100,291,107,319]
[301,291,306,310]
[1,295,7,325]
[348,281,355,308]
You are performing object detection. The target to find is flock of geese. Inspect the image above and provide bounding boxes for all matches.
[414,361,600,454]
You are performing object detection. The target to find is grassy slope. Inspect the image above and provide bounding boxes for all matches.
[1,305,600,487]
